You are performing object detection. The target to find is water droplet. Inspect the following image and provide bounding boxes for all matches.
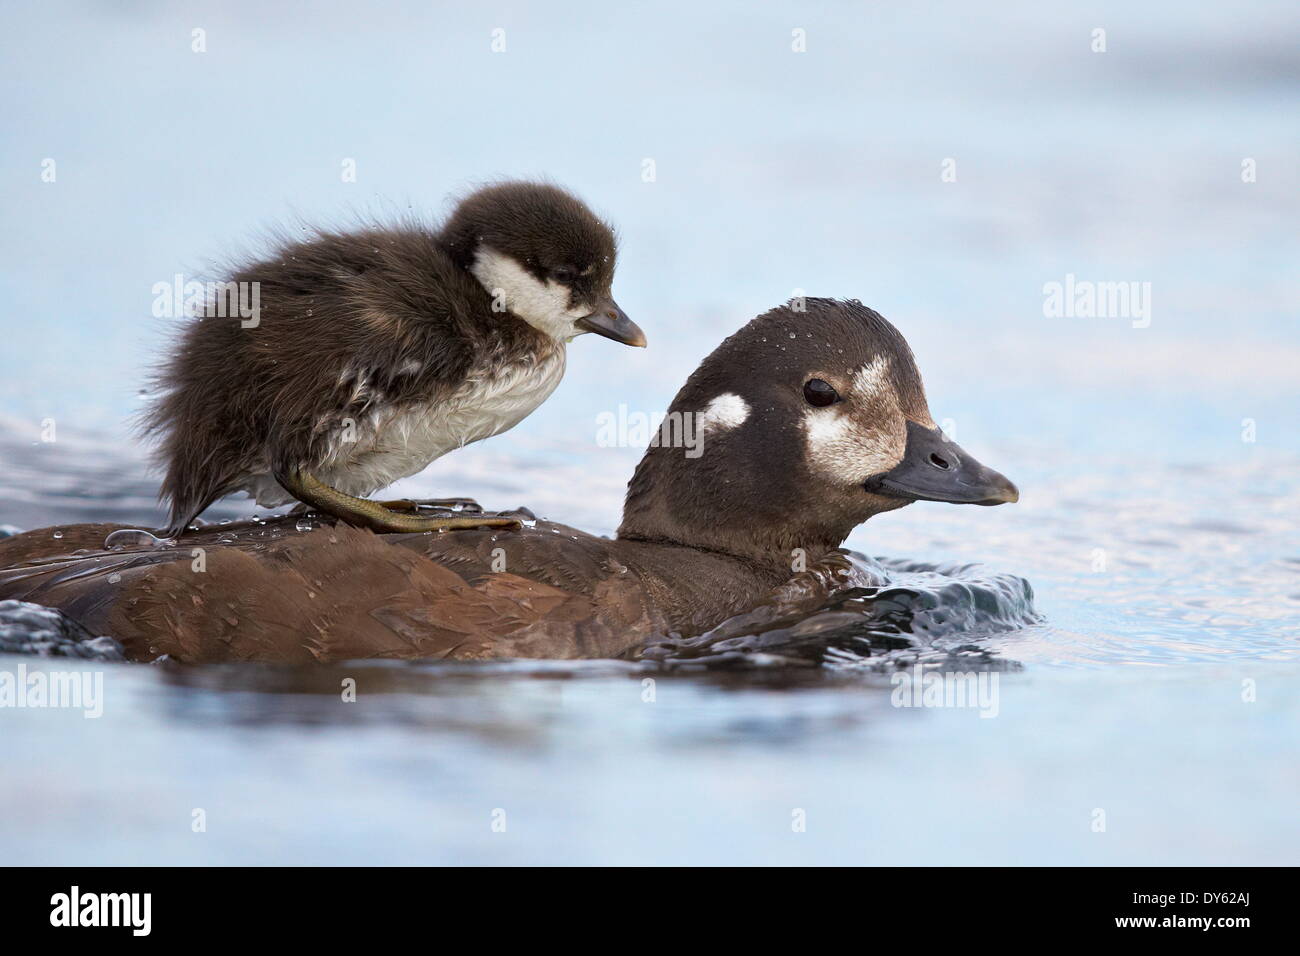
[104,529,169,551]
[788,332,796,339]
[52,531,63,539]
[108,572,121,584]
[295,518,314,532]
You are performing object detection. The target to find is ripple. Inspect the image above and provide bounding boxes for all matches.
[641,553,1038,671]
[0,600,126,660]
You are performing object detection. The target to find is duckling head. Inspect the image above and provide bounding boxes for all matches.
[618,298,1017,563]
[441,180,645,347]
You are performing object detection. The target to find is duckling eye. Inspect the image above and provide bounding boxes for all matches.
[550,267,577,284]
[803,378,839,407]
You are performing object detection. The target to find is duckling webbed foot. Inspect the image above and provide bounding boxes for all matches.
[371,497,484,514]
[276,469,517,534]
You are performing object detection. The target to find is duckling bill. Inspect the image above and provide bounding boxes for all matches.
[1,299,1016,663]
[145,180,645,537]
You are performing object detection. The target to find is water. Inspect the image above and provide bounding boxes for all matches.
[2,422,1295,864]
[1,0,1298,864]
[3,657,1295,866]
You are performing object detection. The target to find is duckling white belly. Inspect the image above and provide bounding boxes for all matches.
[242,349,567,507]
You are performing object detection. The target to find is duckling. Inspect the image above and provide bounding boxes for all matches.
[0,299,1016,663]
[144,181,645,537]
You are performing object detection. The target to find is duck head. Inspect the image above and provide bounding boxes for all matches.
[618,298,1017,563]
[440,181,646,347]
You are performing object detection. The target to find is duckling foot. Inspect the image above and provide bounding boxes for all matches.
[276,469,518,534]
[371,497,483,514]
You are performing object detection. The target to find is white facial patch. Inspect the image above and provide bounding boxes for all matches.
[470,246,587,341]
[801,355,905,484]
[698,392,750,435]
[852,354,892,398]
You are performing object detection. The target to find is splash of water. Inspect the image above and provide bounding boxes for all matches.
[641,552,1038,671]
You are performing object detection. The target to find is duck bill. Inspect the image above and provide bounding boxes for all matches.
[863,420,1019,506]
[575,298,647,347]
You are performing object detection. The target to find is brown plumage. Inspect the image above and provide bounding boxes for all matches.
[0,519,790,663]
[1,299,1018,663]
[143,180,644,536]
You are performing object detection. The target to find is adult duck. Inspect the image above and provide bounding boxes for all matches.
[0,299,1017,663]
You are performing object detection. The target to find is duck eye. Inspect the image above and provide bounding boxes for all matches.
[803,378,838,407]
[550,267,576,284]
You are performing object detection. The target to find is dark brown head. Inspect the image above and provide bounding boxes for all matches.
[618,298,1018,564]
[440,181,644,347]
